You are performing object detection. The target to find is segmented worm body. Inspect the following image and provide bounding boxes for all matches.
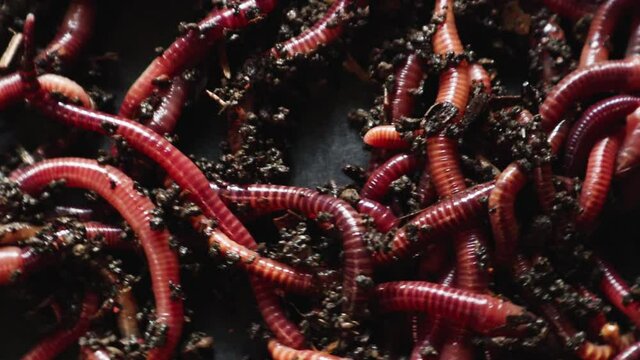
[119,0,277,118]
[375,281,527,335]
[219,184,372,314]
[0,72,93,110]
[145,73,192,135]
[21,292,99,360]
[542,0,592,21]
[9,158,183,360]
[597,258,640,327]
[356,198,398,232]
[360,153,420,201]
[35,0,96,72]
[576,133,621,229]
[270,0,357,58]
[0,222,41,245]
[615,343,640,360]
[626,15,640,58]
[564,96,640,175]
[548,119,570,155]
[363,125,409,149]
[391,54,424,123]
[267,339,346,360]
[617,107,640,175]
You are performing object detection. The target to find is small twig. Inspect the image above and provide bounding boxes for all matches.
[205,89,229,109]
[217,43,231,79]
[0,32,23,70]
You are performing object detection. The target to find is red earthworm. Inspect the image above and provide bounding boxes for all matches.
[409,268,455,360]
[534,15,568,91]
[190,217,314,294]
[469,63,492,93]
[145,73,191,135]
[617,107,640,176]
[0,246,46,284]
[375,281,528,335]
[97,264,141,340]
[373,181,494,265]
[119,0,277,118]
[9,158,183,360]
[416,162,437,208]
[360,153,420,201]
[426,136,466,197]
[539,58,640,133]
[542,0,592,21]
[391,54,424,123]
[596,258,640,327]
[488,163,527,267]
[34,0,96,72]
[577,287,609,338]
[533,163,555,212]
[564,96,640,175]
[615,342,640,360]
[267,339,346,360]
[270,0,359,59]
[80,348,112,360]
[251,278,306,350]
[576,132,622,230]
[356,198,398,232]
[626,14,640,59]
[548,119,570,155]
[0,72,93,110]
[363,125,409,149]
[579,0,638,68]
[0,222,41,245]
[22,292,99,360]
[416,240,450,279]
[219,184,372,314]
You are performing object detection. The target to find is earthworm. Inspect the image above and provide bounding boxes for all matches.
[409,268,455,360]
[533,163,555,212]
[360,153,420,201]
[596,258,640,327]
[53,205,94,220]
[35,0,96,72]
[615,343,640,360]
[539,58,640,132]
[363,124,409,149]
[356,198,398,232]
[391,54,424,123]
[0,72,93,110]
[489,163,527,267]
[375,281,529,336]
[270,0,359,59]
[576,132,622,230]
[579,0,638,68]
[548,119,570,155]
[542,0,592,21]
[191,216,315,294]
[22,292,99,360]
[469,63,492,93]
[9,158,183,360]
[564,95,640,175]
[119,0,278,118]
[0,222,41,245]
[96,263,141,340]
[373,181,494,265]
[616,107,640,176]
[427,136,466,196]
[144,73,192,135]
[267,339,346,360]
[533,14,569,91]
[0,246,46,284]
[80,348,112,360]
[416,161,437,208]
[219,184,372,314]
[626,14,640,59]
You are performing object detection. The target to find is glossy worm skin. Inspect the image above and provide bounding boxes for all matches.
[80,348,111,360]
[219,184,372,314]
[145,74,191,135]
[373,182,494,265]
[363,124,409,149]
[416,161,437,208]
[0,72,93,110]
[427,136,466,197]
[360,153,420,201]
[617,107,640,176]
[356,198,398,232]
[192,218,314,295]
[271,0,356,58]
[533,163,555,212]
[540,58,640,132]
[375,281,527,335]
[9,158,183,360]
[596,258,640,327]
[579,0,638,68]
[391,54,424,123]
[0,247,44,284]
[564,95,640,175]
[53,205,94,220]
[469,63,491,93]
[542,0,592,21]
[22,292,99,360]
[576,133,621,230]
[98,265,140,339]
[627,15,640,59]
[548,119,570,155]
[35,0,96,72]
[489,163,527,268]
[119,0,277,118]
[615,343,640,360]
[267,339,345,360]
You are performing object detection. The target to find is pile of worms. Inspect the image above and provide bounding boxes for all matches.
[4,0,640,359]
